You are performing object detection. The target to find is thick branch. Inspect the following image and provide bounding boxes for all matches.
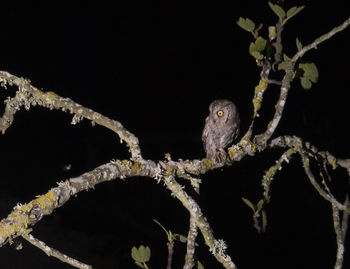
[0,159,159,246]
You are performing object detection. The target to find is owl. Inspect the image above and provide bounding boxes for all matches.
[202,99,240,162]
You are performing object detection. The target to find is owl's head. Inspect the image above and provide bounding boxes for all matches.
[209,99,238,123]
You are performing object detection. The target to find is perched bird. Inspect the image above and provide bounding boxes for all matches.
[202,99,240,162]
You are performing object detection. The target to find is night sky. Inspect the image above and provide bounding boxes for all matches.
[0,1,349,268]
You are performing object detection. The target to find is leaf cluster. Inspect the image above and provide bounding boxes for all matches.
[268,2,305,25]
[237,2,319,90]
[131,245,151,269]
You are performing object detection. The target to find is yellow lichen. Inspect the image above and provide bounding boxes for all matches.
[0,192,57,238]
[330,158,338,170]
[253,78,268,117]
[241,139,257,156]
[252,96,263,116]
[228,147,243,160]
[31,191,57,209]
[0,210,29,237]
[166,164,175,174]
[254,78,268,95]
[121,160,131,167]
[200,158,214,174]
[131,161,143,172]
[34,90,57,102]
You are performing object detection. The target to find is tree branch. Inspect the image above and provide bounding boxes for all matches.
[22,233,92,269]
[269,135,350,214]
[183,213,198,269]
[0,15,349,269]
[0,71,142,160]
[254,17,350,147]
[292,17,350,62]
[332,196,349,269]
[162,174,237,269]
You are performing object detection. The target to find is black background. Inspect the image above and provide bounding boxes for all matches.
[0,1,349,268]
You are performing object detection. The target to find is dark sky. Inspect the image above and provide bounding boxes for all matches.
[0,1,349,268]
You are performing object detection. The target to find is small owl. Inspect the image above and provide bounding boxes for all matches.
[202,99,240,162]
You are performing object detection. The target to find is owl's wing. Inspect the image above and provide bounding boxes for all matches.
[201,117,210,148]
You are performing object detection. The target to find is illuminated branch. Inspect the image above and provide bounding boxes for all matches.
[0,12,349,269]
[22,233,92,269]
[254,17,350,147]
[0,71,142,160]
[184,213,197,269]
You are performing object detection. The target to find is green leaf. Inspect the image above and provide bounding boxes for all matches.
[153,219,172,242]
[283,54,291,61]
[249,39,265,60]
[168,230,174,242]
[300,77,312,89]
[237,17,255,32]
[131,247,139,262]
[268,2,286,19]
[296,38,302,51]
[197,260,205,269]
[242,197,255,211]
[278,61,290,71]
[286,6,305,20]
[174,233,187,243]
[255,37,267,51]
[299,62,319,82]
[256,199,264,212]
[298,62,318,90]
[131,245,151,263]
[249,42,256,53]
[251,51,264,60]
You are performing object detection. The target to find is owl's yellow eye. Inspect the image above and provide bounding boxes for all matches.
[217,110,224,117]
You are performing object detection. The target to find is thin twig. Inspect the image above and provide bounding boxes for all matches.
[332,196,349,269]
[292,17,350,63]
[262,147,297,202]
[162,174,237,269]
[300,152,350,213]
[166,242,174,269]
[22,233,92,269]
